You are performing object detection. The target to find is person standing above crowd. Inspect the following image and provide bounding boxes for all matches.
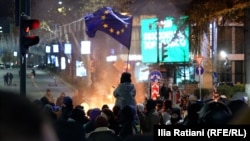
[113,72,136,109]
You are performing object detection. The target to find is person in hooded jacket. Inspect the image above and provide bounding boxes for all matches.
[144,99,161,134]
[86,116,120,141]
[113,72,136,109]
[57,96,73,122]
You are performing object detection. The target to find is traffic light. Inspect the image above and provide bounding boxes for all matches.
[20,15,40,56]
[162,43,168,61]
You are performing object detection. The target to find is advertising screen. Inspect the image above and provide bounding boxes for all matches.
[64,43,72,54]
[141,17,189,63]
[76,60,87,77]
[52,44,59,53]
[45,46,51,53]
[81,41,91,54]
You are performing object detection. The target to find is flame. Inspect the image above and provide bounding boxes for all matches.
[79,82,147,112]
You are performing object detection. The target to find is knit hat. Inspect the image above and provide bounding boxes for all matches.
[89,108,101,121]
[69,108,85,121]
[63,96,73,107]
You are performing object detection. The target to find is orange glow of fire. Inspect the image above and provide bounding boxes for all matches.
[79,83,147,112]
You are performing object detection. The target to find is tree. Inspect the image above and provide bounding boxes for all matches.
[185,0,250,53]
[1,50,13,64]
[217,85,234,99]
[29,0,250,89]
[185,0,250,86]
[31,0,117,25]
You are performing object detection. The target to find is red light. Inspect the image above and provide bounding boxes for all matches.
[25,27,30,33]
[22,19,40,33]
[31,20,40,29]
[20,15,40,56]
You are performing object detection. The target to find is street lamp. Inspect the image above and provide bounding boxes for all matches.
[13,51,18,67]
[220,51,229,82]
[220,50,227,58]
[149,20,165,65]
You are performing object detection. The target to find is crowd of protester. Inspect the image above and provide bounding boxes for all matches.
[1,72,250,141]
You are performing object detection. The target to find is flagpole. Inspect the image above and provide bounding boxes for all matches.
[126,14,133,73]
[126,48,130,72]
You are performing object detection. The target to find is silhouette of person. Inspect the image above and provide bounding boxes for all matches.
[113,72,136,109]
[8,72,13,86]
[3,72,8,86]
[0,89,59,141]
[32,69,36,77]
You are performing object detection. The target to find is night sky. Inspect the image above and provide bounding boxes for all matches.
[0,0,15,17]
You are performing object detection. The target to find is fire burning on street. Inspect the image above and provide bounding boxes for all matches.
[79,81,147,112]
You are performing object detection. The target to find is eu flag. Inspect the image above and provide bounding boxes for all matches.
[84,7,133,50]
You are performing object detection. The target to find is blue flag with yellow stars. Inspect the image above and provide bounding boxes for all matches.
[84,7,133,50]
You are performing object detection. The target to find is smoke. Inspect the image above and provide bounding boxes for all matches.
[132,0,189,18]
[75,32,147,110]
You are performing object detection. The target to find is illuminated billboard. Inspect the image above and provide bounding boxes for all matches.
[141,17,189,63]
[76,60,87,77]
[52,44,59,53]
[64,43,72,54]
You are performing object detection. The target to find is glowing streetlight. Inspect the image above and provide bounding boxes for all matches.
[220,51,230,82]
[220,50,227,58]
